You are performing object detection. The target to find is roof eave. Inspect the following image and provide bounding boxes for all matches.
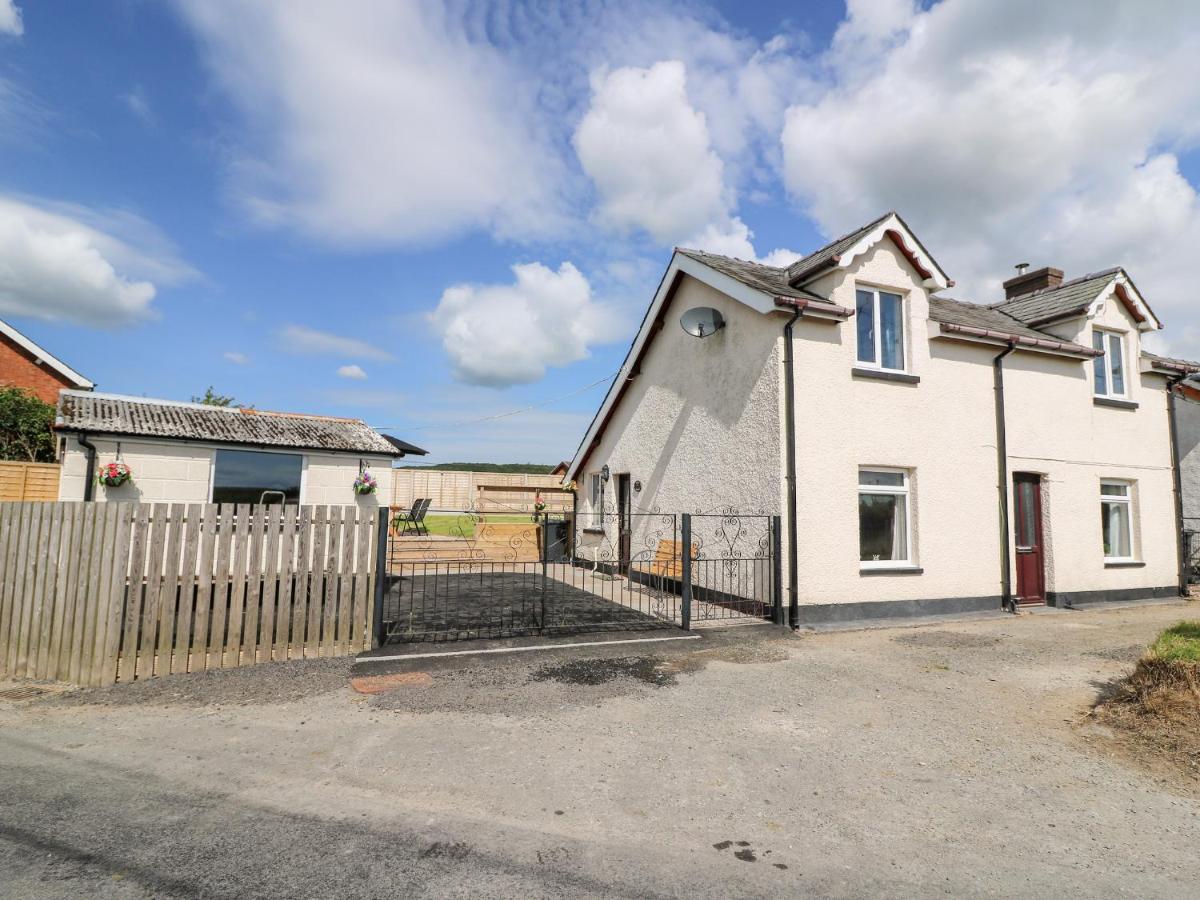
[932,321,1101,359]
[54,424,400,459]
[773,296,853,321]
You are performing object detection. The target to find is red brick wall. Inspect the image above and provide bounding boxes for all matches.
[0,332,78,406]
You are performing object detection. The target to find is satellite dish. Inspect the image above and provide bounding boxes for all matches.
[679,307,726,338]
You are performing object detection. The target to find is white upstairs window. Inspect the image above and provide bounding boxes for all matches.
[1092,329,1127,398]
[856,288,906,372]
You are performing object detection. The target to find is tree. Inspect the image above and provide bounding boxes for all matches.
[191,386,245,408]
[0,387,56,463]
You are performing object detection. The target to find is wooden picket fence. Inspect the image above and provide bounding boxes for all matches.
[0,502,383,688]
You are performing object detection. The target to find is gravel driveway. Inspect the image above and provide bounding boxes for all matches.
[2,601,1198,898]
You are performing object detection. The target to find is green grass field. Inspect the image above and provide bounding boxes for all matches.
[397,513,535,538]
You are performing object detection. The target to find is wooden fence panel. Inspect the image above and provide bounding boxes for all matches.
[0,461,61,502]
[0,501,380,686]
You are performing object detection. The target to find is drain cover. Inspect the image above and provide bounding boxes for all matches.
[0,686,48,701]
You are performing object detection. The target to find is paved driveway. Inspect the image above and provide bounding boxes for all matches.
[2,601,1198,898]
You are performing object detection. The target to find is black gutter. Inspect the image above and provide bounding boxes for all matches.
[1167,374,1189,596]
[77,433,97,502]
[782,308,802,627]
[993,343,1016,612]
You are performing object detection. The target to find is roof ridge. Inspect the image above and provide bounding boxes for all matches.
[63,389,368,426]
[794,210,895,264]
[675,247,785,271]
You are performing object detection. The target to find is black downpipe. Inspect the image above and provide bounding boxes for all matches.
[77,433,98,502]
[782,309,802,628]
[993,343,1016,613]
[1167,374,1189,596]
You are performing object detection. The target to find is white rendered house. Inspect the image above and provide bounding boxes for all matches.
[565,212,1199,623]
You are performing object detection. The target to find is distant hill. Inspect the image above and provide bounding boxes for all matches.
[398,462,556,474]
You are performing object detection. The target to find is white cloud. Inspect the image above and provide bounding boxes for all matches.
[173,0,567,247]
[121,86,154,125]
[0,196,192,327]
[278,325,393,362]
[430,261,622,387]
[574,59,800,265]
[575,61,730,245]
[337,364,367,380]
[223,351,248,365]
[0,1,22,36]
[781,0,1200,341]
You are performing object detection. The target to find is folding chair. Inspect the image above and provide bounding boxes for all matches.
[394,498,427,535]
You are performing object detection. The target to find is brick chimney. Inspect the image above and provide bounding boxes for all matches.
[1002,265,1064,299]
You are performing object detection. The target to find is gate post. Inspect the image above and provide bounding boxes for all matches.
[771,515,783,626]
[372,508,389,648]
[540,512,548,630]
[680,514,692,630]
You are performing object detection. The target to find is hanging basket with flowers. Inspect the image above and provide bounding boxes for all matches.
[532,491,546,521]
[97,461,133,488]
[353,470,378,495]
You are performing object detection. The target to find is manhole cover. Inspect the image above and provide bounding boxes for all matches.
[0,686,48,701]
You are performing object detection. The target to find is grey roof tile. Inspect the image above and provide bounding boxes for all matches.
[675,248,820,300]
[991,269,1120,326]
[56,391,421,457]
[1142,351,1200,374]
[928,296,1064,342]
[784,211,894,285]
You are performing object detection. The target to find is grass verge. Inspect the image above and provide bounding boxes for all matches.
[1092,620,1200,782]
[397,514,536,538]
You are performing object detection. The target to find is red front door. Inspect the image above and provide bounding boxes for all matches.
[1013,473,1046,605]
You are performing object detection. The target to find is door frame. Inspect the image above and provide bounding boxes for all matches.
[616,473,632,575]
[1012,472,1046,605]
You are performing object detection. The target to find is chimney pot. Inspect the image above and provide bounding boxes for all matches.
[1003,265,1064,300]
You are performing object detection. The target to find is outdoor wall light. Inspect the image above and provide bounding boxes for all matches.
[601,464,610,483]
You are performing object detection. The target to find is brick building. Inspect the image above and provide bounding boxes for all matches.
[0,317,93,404]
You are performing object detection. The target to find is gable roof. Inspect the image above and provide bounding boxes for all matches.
[928,296,1101,358]
[784,211,952,291]
[675,249,824,302]
[0,317,94,390]
[56,390,420,457]
[993,268,1161,331]
[563,247,858,483]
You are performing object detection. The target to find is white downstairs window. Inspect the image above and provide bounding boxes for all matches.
[1101,480,1135,562]
[589,473,602,515]
[856,287,906,372]
[859,468,912,568]
[1092,329,1127,398]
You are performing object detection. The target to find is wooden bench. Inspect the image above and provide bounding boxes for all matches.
[636,539,698,580]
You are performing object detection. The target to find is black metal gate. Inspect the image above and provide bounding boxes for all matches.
[375,507,781,644]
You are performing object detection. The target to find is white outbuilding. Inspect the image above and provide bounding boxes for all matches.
[55,391,426,507]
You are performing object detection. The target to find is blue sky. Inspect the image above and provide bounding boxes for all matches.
[2,1,1199,466]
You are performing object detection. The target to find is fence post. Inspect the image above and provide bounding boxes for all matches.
[771,515,783,626]
[539,512,548,630]
[680,514,692,631]
[372,508,389,649]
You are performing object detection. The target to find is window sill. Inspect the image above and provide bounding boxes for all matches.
[1093,396,1138,410]
[860,566,924,576]
[852,367,920,385]
[581,527,606,535]
[1104,560,1145,568]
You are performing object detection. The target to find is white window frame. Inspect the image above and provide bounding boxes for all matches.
[1100,479,1136,562]
[855,286,907,373]
[588,473,602,509]
[858,467,914,569]
[1092,328,1128,399]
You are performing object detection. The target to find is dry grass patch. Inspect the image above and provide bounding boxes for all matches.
[1092,621,1200,783]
